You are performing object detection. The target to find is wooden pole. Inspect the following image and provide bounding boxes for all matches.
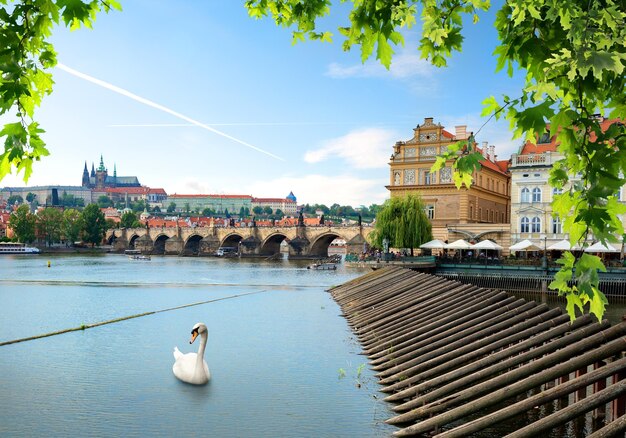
[434,356,626,437]
[504,379,626,438]
[385,311,581,404]
[390,332,626,436]
[587,412,626,438]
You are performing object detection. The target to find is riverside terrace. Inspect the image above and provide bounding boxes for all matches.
[345,253,626,299]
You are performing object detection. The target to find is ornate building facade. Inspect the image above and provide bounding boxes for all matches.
[388,117,511,229]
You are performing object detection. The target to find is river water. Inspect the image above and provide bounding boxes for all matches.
[0,254,396,437]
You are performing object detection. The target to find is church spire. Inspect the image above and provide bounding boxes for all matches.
[91,163,95,177]
[98,154,106,172]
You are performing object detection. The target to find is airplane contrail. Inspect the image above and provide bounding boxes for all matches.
[108,121,366,127]
[56,63,285,161]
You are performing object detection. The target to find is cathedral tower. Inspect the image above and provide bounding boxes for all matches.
[82,161,90,187]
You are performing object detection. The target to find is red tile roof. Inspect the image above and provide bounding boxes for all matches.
[519,117,623,155]
[169,194,252,199]
[105,187,150,195]
[252,197,296,203]
[442,129,455,139]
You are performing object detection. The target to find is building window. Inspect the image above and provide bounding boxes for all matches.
[404,169,416,185]
[552,217,562,234]
[617,188,622,201]
[531,216,541,233]
[538,131,551,144]
[532,187,542,203]
[425,205,435,219]
[520,217,529,233]
[521,187,530,203]
[440,167,452,183]
[469,204,473,219]
[423,171,434,185]
[553,187,563,197]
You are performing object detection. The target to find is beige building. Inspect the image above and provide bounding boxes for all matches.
[388,117,511,246]
[251,197,297,216]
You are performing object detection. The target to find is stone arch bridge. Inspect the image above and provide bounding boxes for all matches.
[106,225,373,259]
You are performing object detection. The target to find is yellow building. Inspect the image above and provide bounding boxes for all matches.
[388,118,511,234]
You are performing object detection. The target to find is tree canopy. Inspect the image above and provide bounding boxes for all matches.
[370,194,432,255]
[81,203,106,246]
[8,203,35,243]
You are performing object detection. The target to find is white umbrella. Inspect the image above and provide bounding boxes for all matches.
[547,239,581,251]
[584,241,620,253]
[445,239,473,249]
[509,239,541,251]
[419,239,447,249]
[472,240,503,251]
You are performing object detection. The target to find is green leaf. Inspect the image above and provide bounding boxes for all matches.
[376,33,394,68]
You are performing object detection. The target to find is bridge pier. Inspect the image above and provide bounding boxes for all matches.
[239,236,261,257]
[346,232,369,255]
[165,236,183,255]
[135,233,154,254]
[199,235,220,256]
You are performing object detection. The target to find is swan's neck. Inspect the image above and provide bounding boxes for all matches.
[196,332,208,362]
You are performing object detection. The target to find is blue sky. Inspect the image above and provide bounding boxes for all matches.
[2,0,524,207]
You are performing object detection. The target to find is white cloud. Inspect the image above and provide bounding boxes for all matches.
[168,178,212,195]
[326,50,433,79]
[305,127,398,169]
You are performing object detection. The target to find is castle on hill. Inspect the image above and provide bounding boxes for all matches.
[82,155,141,190]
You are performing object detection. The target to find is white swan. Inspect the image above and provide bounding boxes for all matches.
[173,322,211,385]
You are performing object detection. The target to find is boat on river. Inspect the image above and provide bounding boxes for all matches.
[307,262,337,270]
[125,249,151,260]
[0,242,40,254]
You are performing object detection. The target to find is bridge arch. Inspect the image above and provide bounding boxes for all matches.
[153,234,169,255]
[128,234,140,249]
[309,233,343,258]
[221,233,244,249]
[107,233,117,246]
[259,233,288,256]
[183,234,203,256]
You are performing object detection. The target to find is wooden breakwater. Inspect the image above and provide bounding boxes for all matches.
[329,267,626,437]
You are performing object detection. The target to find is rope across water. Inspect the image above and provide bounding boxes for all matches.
[0,289,269,347]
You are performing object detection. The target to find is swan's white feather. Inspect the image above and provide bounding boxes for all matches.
[173,346,183,360]
[172,323,211,385]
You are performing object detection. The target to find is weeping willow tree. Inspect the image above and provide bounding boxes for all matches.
[370,194,432,256]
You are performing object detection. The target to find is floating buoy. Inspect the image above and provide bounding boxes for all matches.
[47,261,51,268]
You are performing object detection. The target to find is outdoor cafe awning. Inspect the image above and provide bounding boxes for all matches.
[547,239,581,251]
[509,239,542,251]
[419,239,447,250]
[584,241,621,253]
[445,239,473,250]
[471,240,503,251]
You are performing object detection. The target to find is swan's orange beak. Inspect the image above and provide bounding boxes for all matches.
[189,331,198,344]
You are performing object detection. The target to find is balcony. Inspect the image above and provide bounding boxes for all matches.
[510,152,562,168]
